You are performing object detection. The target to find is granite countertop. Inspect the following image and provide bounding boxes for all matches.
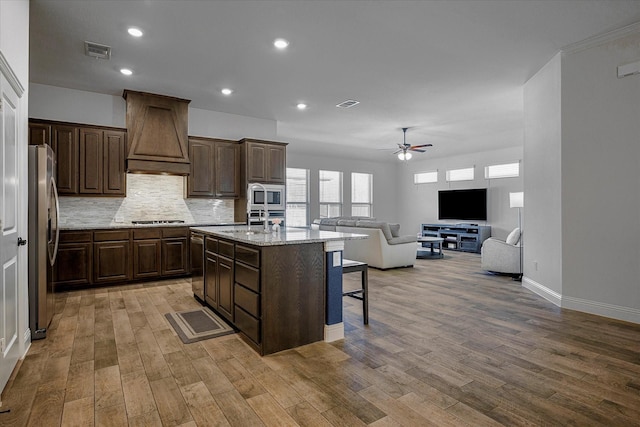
[190,225,368,247]
[59,221,244,231]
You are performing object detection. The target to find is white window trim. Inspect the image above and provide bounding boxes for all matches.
[446,167,475,182]
[484,162,520,179]
[414,170,438,184]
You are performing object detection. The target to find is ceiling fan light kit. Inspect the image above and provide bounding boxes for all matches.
[393,127,432,161]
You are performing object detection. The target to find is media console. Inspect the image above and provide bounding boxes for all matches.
[421,223,491,254]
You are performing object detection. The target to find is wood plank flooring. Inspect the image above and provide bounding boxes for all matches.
[2,251,640,426]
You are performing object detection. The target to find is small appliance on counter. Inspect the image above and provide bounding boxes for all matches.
[28,144,60,340]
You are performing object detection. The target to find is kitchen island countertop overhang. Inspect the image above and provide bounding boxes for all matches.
[190,225,368,246]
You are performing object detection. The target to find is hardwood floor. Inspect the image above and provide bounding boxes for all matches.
[2,251,640,426]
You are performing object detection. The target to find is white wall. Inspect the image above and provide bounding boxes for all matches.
[397,147,524,239]
[522,53,563,301]
[0,0,29,81]
[560,31,640,320]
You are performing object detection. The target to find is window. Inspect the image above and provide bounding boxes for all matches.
[286,168,309,227]
[414,171,438,184]
[484,162,520,179]
[351,172,373,217]
[319,170,342,218]
[446,167,474,182]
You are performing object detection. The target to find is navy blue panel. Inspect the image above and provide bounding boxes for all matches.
[325,251,343,325]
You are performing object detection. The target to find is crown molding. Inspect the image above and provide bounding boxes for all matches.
[562,21,640,55]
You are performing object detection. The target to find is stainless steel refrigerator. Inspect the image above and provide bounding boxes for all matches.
[28,144,60,340]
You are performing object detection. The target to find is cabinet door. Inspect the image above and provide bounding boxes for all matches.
[94,241,130,283]
[205,252,218,309]
[53,243,92,286]
[246,142,267,182]
[217,255,234,321]
[162,237,189,276]
[52,125,79,195]
[266,144,286,183]
[79,128,104,194]
[29,123,51,146]
[215,142,240,197]
[103,130,126,195]
[187,139,215,197]
[133,240,161,279]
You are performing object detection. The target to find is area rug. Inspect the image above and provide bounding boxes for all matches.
[165,307,235,344]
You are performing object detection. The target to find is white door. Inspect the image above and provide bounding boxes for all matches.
[0,70,22,392]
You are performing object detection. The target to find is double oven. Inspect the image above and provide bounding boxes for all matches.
[247,184,285,225]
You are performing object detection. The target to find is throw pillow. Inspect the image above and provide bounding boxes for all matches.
[389,223,401,237]
[506,227,521,245]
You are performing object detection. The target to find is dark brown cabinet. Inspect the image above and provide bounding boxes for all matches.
[187,137,240,198]
[93,230,131,284]
[161,228,189,276]
[133,228,162,280]
[203,237,234,322]
[29,120,126,197]
[53,125,79,195]
[242,139,287,184]
[54,231,92,287]
[28,122,51,146]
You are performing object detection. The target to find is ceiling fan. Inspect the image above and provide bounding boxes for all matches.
[393,127,433,160]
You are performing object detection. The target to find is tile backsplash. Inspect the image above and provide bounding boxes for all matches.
[59,174,235,228]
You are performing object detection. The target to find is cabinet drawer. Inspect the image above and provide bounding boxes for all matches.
[162,227,188,238]
[59,231,92,243]
[234,284,259,317]
[234,306,260,344]
[236,244,260,268]
[235,262,259,293]
[133,228,161,240]
[206,237,218,253]
[94,230,130,241]
[218,239,235,258]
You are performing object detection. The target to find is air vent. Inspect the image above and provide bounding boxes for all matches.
[336,99,360,108]
[84,41,111,60]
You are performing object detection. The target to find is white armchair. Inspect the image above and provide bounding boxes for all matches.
[481,228,521,275]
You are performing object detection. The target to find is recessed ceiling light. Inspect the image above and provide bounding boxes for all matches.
[127,27,143,37]
[120,68,133,76]
[274,38,289,49]
[297,103,307,110]
[221,88,233,96]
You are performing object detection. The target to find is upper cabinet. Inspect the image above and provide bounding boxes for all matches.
[29,120,126,197]
[240,139,287,184]
[186,137,240,198]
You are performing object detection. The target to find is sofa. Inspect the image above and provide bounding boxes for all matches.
[312,217,417,269]
[481,227,521,275]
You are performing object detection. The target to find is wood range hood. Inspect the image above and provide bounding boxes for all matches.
[123,90,191,175]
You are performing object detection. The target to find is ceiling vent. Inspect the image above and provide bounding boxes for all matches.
[336,99,360,108]
[84,41,111,60]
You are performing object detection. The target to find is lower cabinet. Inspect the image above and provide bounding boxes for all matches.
[54,231,92,287]
[217,255,234,321]
[203,236,234,322]
[56,227,190,289]
[205,250,219,308]
[93,230,131,284]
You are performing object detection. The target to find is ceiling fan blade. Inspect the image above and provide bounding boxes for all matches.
[410,148,427,153]
[410,144,433,149]
[392,149,403,154]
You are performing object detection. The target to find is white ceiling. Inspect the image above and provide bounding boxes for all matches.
[29,0,640,161]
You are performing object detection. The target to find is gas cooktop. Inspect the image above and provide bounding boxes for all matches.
[131,220,186,225]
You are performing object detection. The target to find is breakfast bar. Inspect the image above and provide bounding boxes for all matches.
[189,225,367,355]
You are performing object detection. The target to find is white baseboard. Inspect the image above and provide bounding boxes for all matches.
[562,296,640,324]
[324,323,344,342]
[522,276,562,306]
[522,276,640,324]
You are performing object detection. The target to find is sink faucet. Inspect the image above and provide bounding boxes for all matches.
[248,183,269,231]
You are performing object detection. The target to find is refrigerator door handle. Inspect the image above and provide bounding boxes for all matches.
[49,177,60,266]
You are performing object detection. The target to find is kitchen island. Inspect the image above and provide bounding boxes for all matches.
[190,225,367,355]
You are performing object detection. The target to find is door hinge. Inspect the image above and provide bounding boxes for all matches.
[0,338,5,353]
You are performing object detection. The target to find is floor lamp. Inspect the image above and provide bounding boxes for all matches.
[509,192,524,281]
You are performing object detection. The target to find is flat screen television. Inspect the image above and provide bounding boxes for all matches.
[438,188,487,221]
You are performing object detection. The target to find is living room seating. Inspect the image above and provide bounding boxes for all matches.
[481,227,521,275]
[312,217,416,269]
